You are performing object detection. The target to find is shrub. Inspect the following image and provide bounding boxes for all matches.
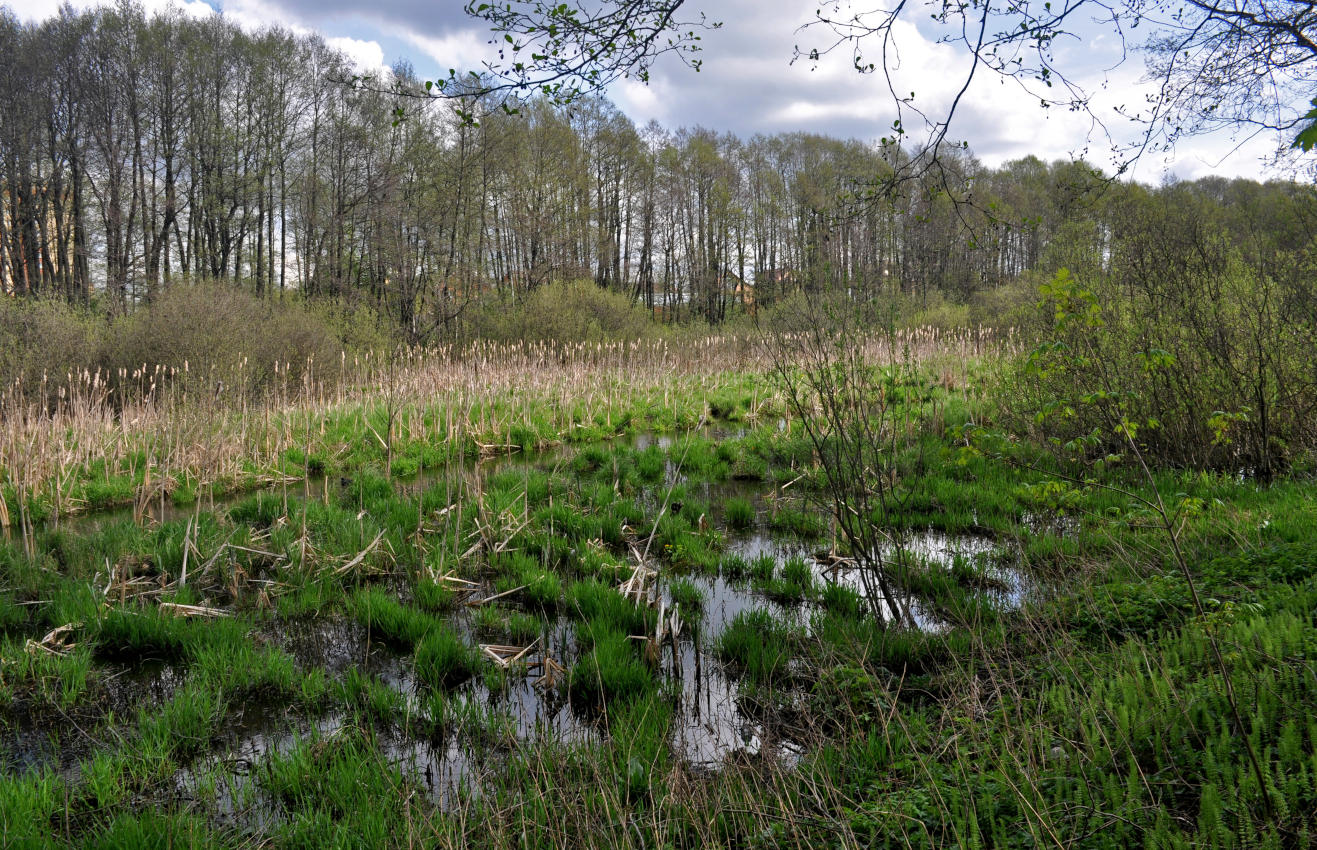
[464,279,659,344]
[1016,190,1317,478]
[103,282,342,399]
[0,296,100,394]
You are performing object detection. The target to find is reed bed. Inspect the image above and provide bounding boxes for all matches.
[0,328,1017,527]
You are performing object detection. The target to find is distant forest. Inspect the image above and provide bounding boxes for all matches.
[1,3,1314,340]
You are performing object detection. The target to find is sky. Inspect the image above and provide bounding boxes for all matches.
[4,0,1296,183]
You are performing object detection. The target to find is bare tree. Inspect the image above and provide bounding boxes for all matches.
[764,297,927,624]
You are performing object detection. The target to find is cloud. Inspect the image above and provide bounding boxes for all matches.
[217,0,311,32]
[159,0,216,19]
[326,35,389,74]
[390,26,494,76]
[226,0,472,35]
[619,1,1275,179]
[7,0,217,22]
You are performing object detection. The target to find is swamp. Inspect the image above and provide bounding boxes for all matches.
[1,4,1316,844]
[2,319,1315,849]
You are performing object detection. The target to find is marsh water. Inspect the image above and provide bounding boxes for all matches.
[4,427,1028,813]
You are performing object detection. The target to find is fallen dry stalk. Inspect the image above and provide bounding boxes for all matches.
[25,623,80,657]
[158,602,230,618]
[466,585,526,608]
[332,530,387,576]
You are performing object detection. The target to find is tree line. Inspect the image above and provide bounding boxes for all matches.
[0,3,1312,342]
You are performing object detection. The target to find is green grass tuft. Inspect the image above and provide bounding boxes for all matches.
[716,608,796,684]
[569,629,655,707]
[724,496,755,530]
[414,626,479,690]
[349,588,436,649]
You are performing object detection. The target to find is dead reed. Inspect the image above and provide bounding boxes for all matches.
[0,328,1017,525]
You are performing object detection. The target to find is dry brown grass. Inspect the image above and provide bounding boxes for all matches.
[0,328,1018,524]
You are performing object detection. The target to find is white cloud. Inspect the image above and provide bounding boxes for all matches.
[611,77,672,125]
[218,0,311,33]
[152,0,215,19]
[391,27,496,77]
[6,0,216,22]
[326,35,389,74]
[6,0,79,22]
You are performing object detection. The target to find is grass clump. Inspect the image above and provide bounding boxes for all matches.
[811,610,961,676]
[349,588,435,649]
[758,555,816,603]
[337,667,407,724]
[821,583,865,619]
[716,608,796,685]
[769,505,826,539]
[668,578,705,616]
[534,502,604,543]
[635,447,666,482]
[262,729,420,846]
[724,496,755,530]
[0,639,93,708]
[414,626,479,690]
[567,580,653,641]
[473,605,543,643]
[607,691,673,804]
[0,769,61,846]
[496,554,563,612]
[719,553,750,579]
[190,620,310,700]
[569,630,655,707]
[91,603,249,664]
[84,811,220,850]
[729,453,769,481]
[748,553,776,583]
[137,680,224,760]
[413,578,456,613]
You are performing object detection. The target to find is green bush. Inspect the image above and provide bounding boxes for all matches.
[464,279,660,343]
[104,282,343,398]
[1015,187,1317,477]
[0,296,100,393]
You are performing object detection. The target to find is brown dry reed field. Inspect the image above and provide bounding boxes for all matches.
[0,326,1015,532]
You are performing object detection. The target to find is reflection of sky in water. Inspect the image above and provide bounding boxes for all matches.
[20,427,1032,824]
[727,521,1026,632]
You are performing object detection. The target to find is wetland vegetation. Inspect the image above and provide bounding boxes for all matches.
[1,6,1315,845]
[2,311,1314,848]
